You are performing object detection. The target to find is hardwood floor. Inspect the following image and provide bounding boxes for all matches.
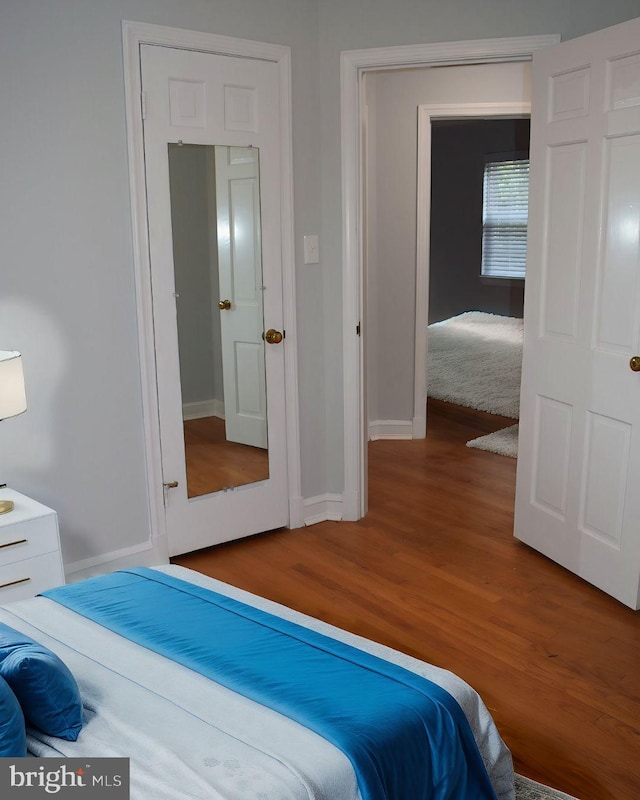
[174,399,640,800]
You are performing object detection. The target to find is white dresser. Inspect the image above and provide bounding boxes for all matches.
[0,489,65,603]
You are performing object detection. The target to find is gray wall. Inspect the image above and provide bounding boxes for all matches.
[1,0,639,567]
[429,118,530,324]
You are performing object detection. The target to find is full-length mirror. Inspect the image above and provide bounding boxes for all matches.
[168,144,269,498]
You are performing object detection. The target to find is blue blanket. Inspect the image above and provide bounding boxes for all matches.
[43,568,498,800]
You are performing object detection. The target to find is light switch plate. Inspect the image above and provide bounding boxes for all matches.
[303,234,320,264]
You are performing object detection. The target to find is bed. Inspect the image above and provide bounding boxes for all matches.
[0,565,515,800]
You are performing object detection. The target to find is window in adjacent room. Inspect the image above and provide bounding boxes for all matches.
[481,153,529,280]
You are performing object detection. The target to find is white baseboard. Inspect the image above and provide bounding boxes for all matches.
[288,494,305,529]
[369,419,414,440]
[340,489,360,521]
[303,493,343,526]
[182,399,225,421]
[64,540,168,583]
[412,415,426,439]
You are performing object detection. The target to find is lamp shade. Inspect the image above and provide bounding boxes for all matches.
[0,351,27,420]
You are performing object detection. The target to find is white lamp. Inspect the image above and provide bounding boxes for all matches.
[0,351,27,515]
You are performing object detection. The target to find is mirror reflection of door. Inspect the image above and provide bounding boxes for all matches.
[168,143,269,499]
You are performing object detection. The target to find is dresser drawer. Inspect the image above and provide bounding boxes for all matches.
[0,551,65,603]
[0,514,59,566]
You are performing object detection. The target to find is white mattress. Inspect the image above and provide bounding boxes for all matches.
[0,565,514,800]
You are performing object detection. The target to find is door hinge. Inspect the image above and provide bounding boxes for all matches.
[356,323,361,336]
[141,90,147,121]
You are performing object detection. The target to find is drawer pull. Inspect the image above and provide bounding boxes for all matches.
[0,576,31,590]
[0,538,28,550]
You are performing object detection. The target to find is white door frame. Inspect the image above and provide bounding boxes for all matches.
[340,34,560,521]
[122,21,303,562]
[414,101,531,439]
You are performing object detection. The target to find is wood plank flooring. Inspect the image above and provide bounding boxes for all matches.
[174,399,640,800]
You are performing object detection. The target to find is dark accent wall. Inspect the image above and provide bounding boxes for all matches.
[429,118,530,324]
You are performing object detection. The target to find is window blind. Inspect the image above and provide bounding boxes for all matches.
[481,158,530,279]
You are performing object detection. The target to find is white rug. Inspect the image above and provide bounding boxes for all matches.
[427,311,523,420]
[467,423,519,458]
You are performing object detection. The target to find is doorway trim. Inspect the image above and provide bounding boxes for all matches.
[340,34,560,521]
[122,21,303,561]
[414,101,531,439]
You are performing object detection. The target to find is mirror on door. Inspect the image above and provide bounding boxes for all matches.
[167,143,269,499]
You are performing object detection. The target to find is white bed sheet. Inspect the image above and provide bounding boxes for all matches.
[0,565,514,800]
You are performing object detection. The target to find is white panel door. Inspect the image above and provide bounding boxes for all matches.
[215,146,267,449]
[515,16,640,609]
[141,44,288,556]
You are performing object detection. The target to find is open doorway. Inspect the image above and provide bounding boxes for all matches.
[425,115,530,458]
[364,63,532,456]
[341,35,557,520]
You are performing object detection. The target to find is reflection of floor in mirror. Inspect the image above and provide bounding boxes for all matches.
[183,416,269,498]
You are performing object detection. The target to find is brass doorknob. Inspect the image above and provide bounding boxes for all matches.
[264,329,283,344]
[218,299,231,310]
[631,356,640,372]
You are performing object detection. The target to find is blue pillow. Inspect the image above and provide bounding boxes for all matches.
[0,673,27,756]
[0,622,82,741]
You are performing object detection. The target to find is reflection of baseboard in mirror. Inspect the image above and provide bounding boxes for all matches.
[183,416,269,498]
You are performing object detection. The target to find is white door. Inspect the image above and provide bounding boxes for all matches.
[141,44,289,556]
[215,146,267,449]
[515,16,640,609]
